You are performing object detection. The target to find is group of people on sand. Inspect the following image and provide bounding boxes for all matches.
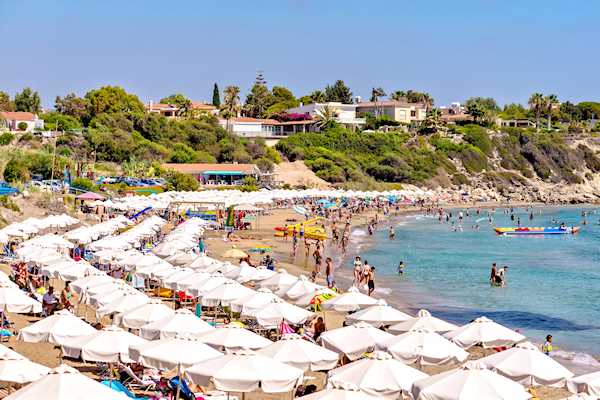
[352,256,376,296]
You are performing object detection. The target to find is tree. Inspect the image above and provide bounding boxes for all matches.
[370,87,386,117]
[17,122,28,131]
[528,93,546,132]
[41,112,82,131]
[314,105,339,130]
[244,73,275,118]
[4,157,29,183]
[558,101,582,122]
[0,91,13,111]
[309,90,326,103]
[165,171,199,191]
[465,97,499,125]
[500,103,528,120]
[55,93,88,120]
[545,94,558,130]
[212,83,221,107]
[265,86,299,116]
[390,90,407,102]
[160,93,192,117]
[324,80,353,104]
[419,108,442,135]
[220,86,241,131]
[84,86,144,120]
[14,88,41,113]
[577,102,600,121]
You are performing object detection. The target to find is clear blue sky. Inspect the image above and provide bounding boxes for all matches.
[1,0,598,108]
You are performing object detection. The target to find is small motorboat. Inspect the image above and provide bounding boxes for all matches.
[494,226,580,235]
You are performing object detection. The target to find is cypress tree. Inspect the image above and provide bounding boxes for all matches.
[212,83,221,107]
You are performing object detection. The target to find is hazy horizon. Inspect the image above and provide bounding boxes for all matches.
[2,0,599,108]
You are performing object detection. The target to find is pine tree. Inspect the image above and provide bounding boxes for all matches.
[212,83,220,107]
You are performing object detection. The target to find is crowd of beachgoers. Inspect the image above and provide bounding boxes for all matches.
[0,189,595,399]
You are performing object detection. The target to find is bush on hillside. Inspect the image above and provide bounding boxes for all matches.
[71,177,96,191]
[0,132,14,146]
[165,171,199,191]
[4,158,30,183]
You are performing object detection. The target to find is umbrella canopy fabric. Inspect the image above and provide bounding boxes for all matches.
[379,328,469,366]
[69,275,113,296]
[345,299,411,328]
[388,309,459,335]
[254,299,313,328]
[119,299,174,330]
[411,361,532,400]
[96,291,149,318]
[231,288,281,315]
[298,388,380,400]
[477,341,573,387]
[200,281,254,307]
[327,351,428,398]
[18,309,97,345]
[3,364,128,400]
[280,275,320,300]
[139,308,213,340]
[319,322,394,361]
[0,358,50,384]
[567,371,600,396]
[258,333,339,371]
[0,344,26,360]
[132,334,222,370]
[259,269,298,292]
[61,325,148,363]
[444,316,526,349]
[322,286,378,312]
[198,324,272,351]
[0,284,42,314]
[185,349,304,393]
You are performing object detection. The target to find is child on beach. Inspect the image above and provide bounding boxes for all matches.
[325,257,334,288]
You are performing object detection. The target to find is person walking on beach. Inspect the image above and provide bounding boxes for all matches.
[325,257,335,288]
[353,256,363,286]
[313,242,323,277]
[367,266,376,296]
[362,260,372,286]
[542,335,553,355]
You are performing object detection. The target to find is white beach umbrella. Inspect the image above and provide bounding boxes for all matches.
[186,275,231,298]
[345,299,411,328]
[281,275,320,300]
[322,286,378,312]
[198,324,272,351]
[3,364,128,400]
[298,388,379,399]
[96,291,149,318]
[18,309,97,345]
[388,309,459,334]
[0,357,50,384]
[0,344,26,360]
[411,361,532,400]
[258,333,338,371]
[161,269,196,289]
[327,351,428,398]
[131,334,222,370]
[237,266,276,283]
[0,283,42,314]
[185,348,304,393]
[477,341,573,387]
[379,328,469,366]
[188,254,217,271]
[254,299,313,327]
[444,316,526,349]
[54,263,98,281]
[139,308,213,340]
[319,321,394,361]
[231,288,281,315]
[165,252,198,266]
[87,285,140,308]
[70,275,113,296]
[119,299,175,329]
[200,281,254,307]
[259,268,298,292]
[61,325,148,363]
[173,271,211,291]
[568,371,600,396]
[560,395,597,400]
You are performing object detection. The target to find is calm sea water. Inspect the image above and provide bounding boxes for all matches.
[347,206,600,363]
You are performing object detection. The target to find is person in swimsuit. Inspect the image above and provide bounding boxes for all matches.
[353,256,362,286]
[367,266,376,296]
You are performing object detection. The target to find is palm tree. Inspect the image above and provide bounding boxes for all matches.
[315,105,339,130]
[221,86,241,132]
[545,94,558,130]
[421,93,434,113]
[390,90,407,102]
[370,87,386,117]
[420,108,442,134]
[528,93,545,132]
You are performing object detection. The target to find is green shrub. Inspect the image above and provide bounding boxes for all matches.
[461,125,493,154]
[19,132,34,142]
[4,158,29,183]
[165,171,199,191]
[0,132,14,145]
[71,177,96,191]
[0,196,20,212]
[17,122,28,131]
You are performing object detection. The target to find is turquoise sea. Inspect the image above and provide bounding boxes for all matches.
[346,206,600,370]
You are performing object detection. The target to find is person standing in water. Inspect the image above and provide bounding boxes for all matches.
[389,226,395,240]
[367,266,376,296]
[397,261,405,275]
[542,335,553,355]
[490,263,498,285]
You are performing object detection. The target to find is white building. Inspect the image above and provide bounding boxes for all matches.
[286,102,365,127]
[0,112,44,132]
[218,117,286,138]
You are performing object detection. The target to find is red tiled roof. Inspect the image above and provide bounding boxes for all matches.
[146,103,177,111]
[0,111,36,121]
[190,102,216,110]
[162,163,259,175]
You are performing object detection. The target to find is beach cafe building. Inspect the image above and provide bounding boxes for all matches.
[161,163,261,186]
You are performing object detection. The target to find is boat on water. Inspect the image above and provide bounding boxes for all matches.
[494,226,580,235]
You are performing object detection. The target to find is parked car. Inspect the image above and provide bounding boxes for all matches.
[0,182,19,196]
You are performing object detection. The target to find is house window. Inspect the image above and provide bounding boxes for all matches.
[410,110,416,117]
